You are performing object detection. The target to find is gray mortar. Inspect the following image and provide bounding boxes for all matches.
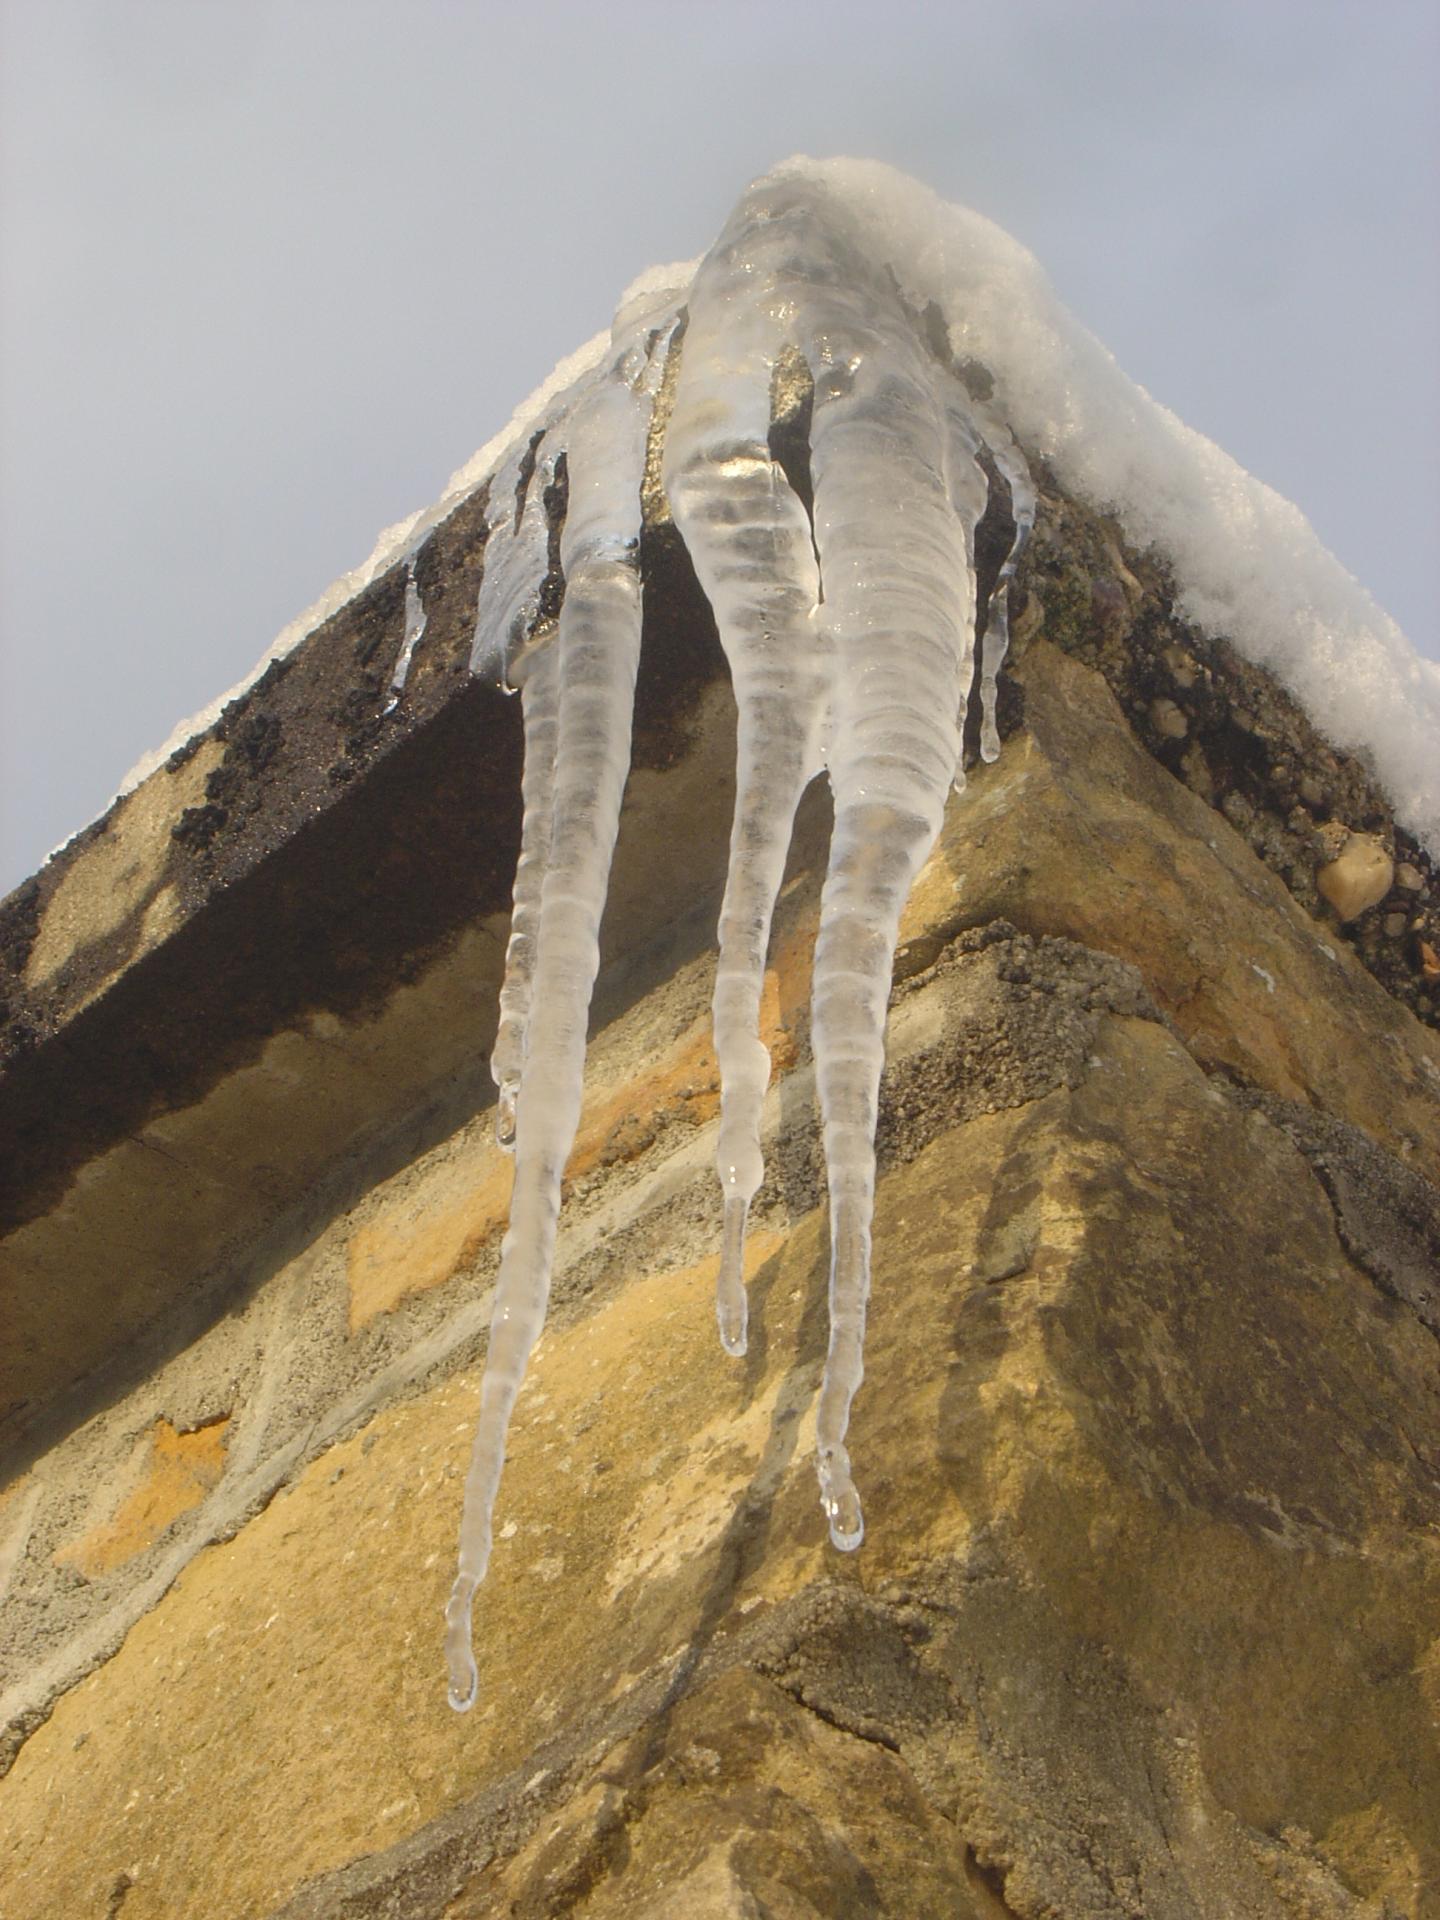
[25,905,1420,1807]
[9,909,1431,1780]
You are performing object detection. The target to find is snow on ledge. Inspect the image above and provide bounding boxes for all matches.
[108,161,1436,857]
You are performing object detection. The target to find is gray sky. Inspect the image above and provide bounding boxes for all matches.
[2,0,1437,898]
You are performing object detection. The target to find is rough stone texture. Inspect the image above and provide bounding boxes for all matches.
[2,1001,1436,1918]
[2,419,1439,1915]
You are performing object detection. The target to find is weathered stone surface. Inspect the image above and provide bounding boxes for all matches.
[906,640,1440,1167]
[0,497,727,1446]
[2,972,1436,1916]
[1024,476,1439,1027]
[2,438,1438,1917]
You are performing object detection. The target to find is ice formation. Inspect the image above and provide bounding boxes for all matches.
[443,169,1048,1712]
[383,556,428,714]
[110,164,1438,869]
[442,303,672,1712]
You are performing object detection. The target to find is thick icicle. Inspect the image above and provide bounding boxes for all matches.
[798,193,975,1551]
[445,328,658,1714]
[663,187,831,1358]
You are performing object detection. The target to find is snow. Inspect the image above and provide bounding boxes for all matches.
[108,167,1433,859]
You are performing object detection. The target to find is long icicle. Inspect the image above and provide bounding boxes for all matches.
[802,227,975,1551]
[445,345,654,1713]
[478,433,565,1149]
[664,189,830,1358]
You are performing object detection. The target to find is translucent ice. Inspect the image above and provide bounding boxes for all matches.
[445,317,665,1713]
[663,185,831,1359]
[450,172,1032,1699]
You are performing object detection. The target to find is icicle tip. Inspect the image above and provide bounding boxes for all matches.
[444,1575,480,1713]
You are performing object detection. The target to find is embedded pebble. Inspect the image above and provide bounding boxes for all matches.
[1149,697,1189,740]
[1316,832,1394,922]
[1161,643,1197,690]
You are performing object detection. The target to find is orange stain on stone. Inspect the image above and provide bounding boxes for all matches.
[55,1416,230,1578]
[345,961,806,1334]
[346,1147,514,1335]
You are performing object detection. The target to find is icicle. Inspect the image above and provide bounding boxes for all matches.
[489,643,559,1149]
[469,433,559,685]
[486,315,685,1149]
[972,409,1036,763]
[383,556,429,714]
[664,174,997,1545]
[663,185,831,1360]
[473,435,563,1149]
[797,191,973,1551]
[446,328,660,1715]
[446,171,1038,1711]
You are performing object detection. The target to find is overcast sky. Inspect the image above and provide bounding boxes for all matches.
[2,0,1436,898]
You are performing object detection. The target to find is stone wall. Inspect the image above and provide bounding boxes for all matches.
[1,465,1438,1918]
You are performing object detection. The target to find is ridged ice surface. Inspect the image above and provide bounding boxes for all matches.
[662,188,831,1361]
[444,311,665,1714]
[665,175,1000,1549]
[445,168,1052,1712]
[445,168,1039,1710]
